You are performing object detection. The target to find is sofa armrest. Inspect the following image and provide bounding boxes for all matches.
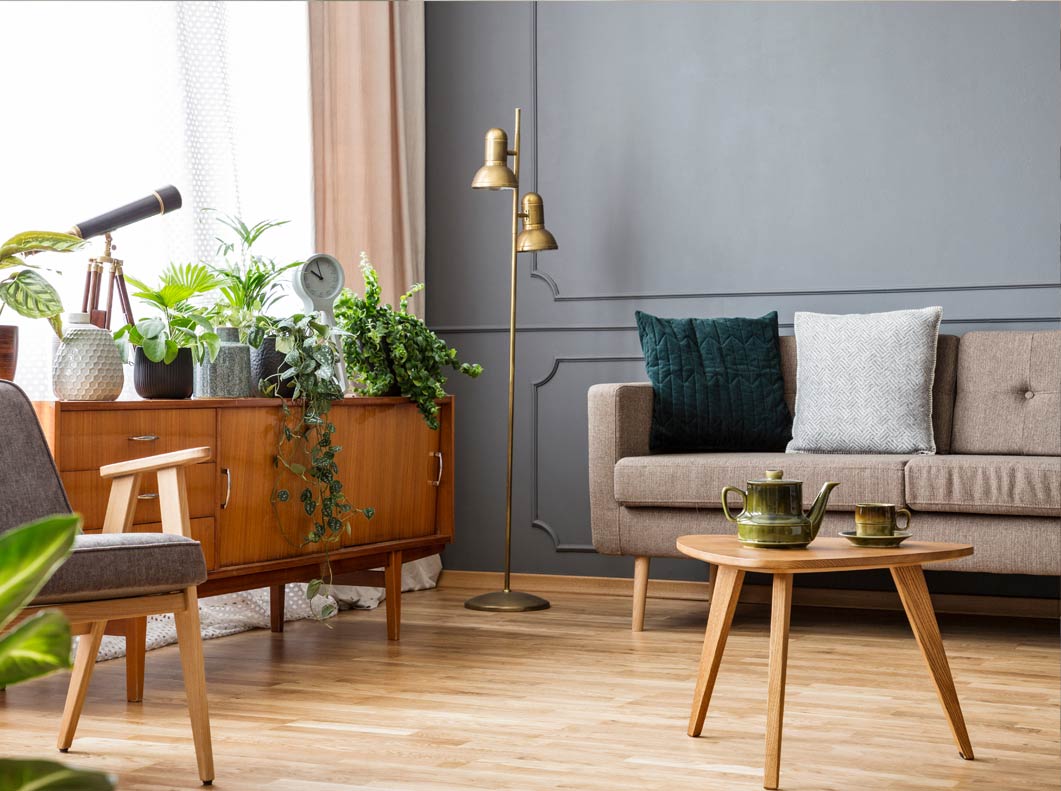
[587,383,654,555]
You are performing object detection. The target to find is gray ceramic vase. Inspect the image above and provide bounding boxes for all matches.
[250,335,295,397]
[194,327,252,398]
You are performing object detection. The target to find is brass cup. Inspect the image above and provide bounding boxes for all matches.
[854,503,912,537]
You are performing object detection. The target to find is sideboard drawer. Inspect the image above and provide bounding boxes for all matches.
[57,409,216,471]
[63,463,217,531]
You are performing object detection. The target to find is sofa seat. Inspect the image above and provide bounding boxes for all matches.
[614,452,914,510]
[905,455,1061,517]
[35,533,208,605]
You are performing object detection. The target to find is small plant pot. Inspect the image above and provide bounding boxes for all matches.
[0,325,17,381]
[251,335,295,397]
[133,347,194,399]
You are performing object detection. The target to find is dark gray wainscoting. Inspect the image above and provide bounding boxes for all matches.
[425,2,1061,588]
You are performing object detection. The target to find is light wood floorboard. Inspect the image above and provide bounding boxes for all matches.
[0,587,1056,790]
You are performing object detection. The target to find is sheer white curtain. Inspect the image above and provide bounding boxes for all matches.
[0,0,313,399]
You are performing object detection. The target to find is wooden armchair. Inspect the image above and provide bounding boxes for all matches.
[1,381,214,785]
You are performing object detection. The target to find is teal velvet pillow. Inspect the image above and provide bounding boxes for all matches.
[635,310,792,452]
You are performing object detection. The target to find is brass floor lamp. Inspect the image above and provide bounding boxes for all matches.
[465,107,558,613]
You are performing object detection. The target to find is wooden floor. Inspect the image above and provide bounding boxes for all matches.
[0,586,1057,790]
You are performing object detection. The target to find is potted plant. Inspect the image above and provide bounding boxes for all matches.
[0,513,116,789]
[334,253,482,430]
[114,263,222,399]
[207,214,300,396]
[0,230,86,379]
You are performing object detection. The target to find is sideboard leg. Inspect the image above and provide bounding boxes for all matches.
[385,551,402,641]
[125,616,147,703]
[270,584,286,633]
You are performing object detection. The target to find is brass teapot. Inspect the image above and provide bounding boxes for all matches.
[722,470,840,548]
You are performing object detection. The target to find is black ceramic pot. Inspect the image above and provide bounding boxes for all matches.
[250,336,295,397]
[133,347,194,399]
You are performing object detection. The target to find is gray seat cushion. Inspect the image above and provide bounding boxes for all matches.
[905,454,1061,517]
[614,451,913,510]
[35,533,208,605]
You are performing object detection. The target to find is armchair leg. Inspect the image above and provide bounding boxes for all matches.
[125,616,147,703]
[174,587,214,785]
[58,620,107,752]
[632,556,650,632]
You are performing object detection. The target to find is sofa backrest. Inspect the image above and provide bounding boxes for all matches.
[951,330,1060,456]
[779,333,960,454]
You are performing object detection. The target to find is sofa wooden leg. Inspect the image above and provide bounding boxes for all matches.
[632,556,650,632]
[125,616,147,703]
[707,563,718,605]
[58,620,107,751]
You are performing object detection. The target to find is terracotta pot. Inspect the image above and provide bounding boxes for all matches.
[133,347,194,399]
[0,325,17,381]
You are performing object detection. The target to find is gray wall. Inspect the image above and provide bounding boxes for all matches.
[425,2,1061,584]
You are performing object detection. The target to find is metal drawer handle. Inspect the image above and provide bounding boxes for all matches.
[221,467,231,509]
[429,452,443,487]
[137,492,159,501]
[129,434,160,442]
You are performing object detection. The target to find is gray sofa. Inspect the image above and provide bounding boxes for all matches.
[588,330,1060,629]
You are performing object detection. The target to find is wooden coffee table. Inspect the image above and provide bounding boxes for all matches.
[676,535,974,790]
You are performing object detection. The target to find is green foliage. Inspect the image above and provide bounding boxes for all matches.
[114,263,222,364]
[0,515,113,789]
[0,760,115,791]
[258,314,374,612]
[334,254,482,430]
[206,214,300,343]
[0,230,85,338]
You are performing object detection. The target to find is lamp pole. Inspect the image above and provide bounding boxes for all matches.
[466,107,557,612]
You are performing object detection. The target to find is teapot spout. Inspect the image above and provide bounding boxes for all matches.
[808,481,840,539]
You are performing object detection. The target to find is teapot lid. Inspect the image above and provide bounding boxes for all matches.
[750,469,799,485]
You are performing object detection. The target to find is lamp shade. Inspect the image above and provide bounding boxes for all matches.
[516,192,558,252]
[471,128,517,190]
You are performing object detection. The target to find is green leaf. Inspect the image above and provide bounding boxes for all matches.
[142,334,167,362]
[306,579,322,599]
[163,339,179,364]
[0,759,115,790]
[0,270,63,320]
[0,231,86,259]
[319,603,337,619]
[0,611,71,686]
[135,317,165,339]
[0,255,26,271]
[0,515,79,632]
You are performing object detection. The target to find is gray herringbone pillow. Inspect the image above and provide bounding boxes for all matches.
[787,307,942,454]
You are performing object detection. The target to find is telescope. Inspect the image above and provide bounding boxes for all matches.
[70,186,183,329]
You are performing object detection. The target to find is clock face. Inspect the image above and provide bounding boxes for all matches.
[298,254,344,302]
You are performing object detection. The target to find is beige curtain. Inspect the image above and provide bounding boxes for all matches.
[309,0,425,315]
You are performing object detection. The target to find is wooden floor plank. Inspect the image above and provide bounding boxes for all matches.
[0,587,1056,791]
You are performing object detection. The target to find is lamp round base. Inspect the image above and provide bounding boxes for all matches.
[464,590,551,612]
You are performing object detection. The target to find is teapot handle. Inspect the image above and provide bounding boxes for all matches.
[721,486,747,523]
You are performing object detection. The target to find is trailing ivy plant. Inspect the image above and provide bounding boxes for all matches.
[334,253,483,430]
[0,230,86,337]
[257,313,374,617]
[0,513,116,790]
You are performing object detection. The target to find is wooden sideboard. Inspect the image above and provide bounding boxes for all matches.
[33,396,454,699]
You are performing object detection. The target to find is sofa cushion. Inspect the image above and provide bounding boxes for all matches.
[951,330,1061,456]
[34,532,207,605]
[614,452,912,510]
[635,311,792,452]
[905,455,1061,517]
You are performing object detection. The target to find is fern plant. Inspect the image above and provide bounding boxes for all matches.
[334,254,482,430]
[0,231,86,337]
[114,263,222,364]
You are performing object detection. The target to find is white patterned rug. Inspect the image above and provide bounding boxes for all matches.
[93,555,442,661]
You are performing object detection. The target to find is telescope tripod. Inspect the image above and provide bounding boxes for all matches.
[81,233,135,330]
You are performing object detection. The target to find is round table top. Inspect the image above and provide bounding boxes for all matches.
[676,535,973,573]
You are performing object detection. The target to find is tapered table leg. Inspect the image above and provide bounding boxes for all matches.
[764,573,793,790]
[891,564,974,760]
[688,565,745,737]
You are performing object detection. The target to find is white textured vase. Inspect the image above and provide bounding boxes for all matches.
[52,312,124,401]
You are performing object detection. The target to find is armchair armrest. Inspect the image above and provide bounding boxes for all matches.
[100,446,211,479]
[587,383,654,555]
[100,446,212,538]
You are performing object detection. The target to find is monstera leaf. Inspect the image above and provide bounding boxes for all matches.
[0,760,115,791]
